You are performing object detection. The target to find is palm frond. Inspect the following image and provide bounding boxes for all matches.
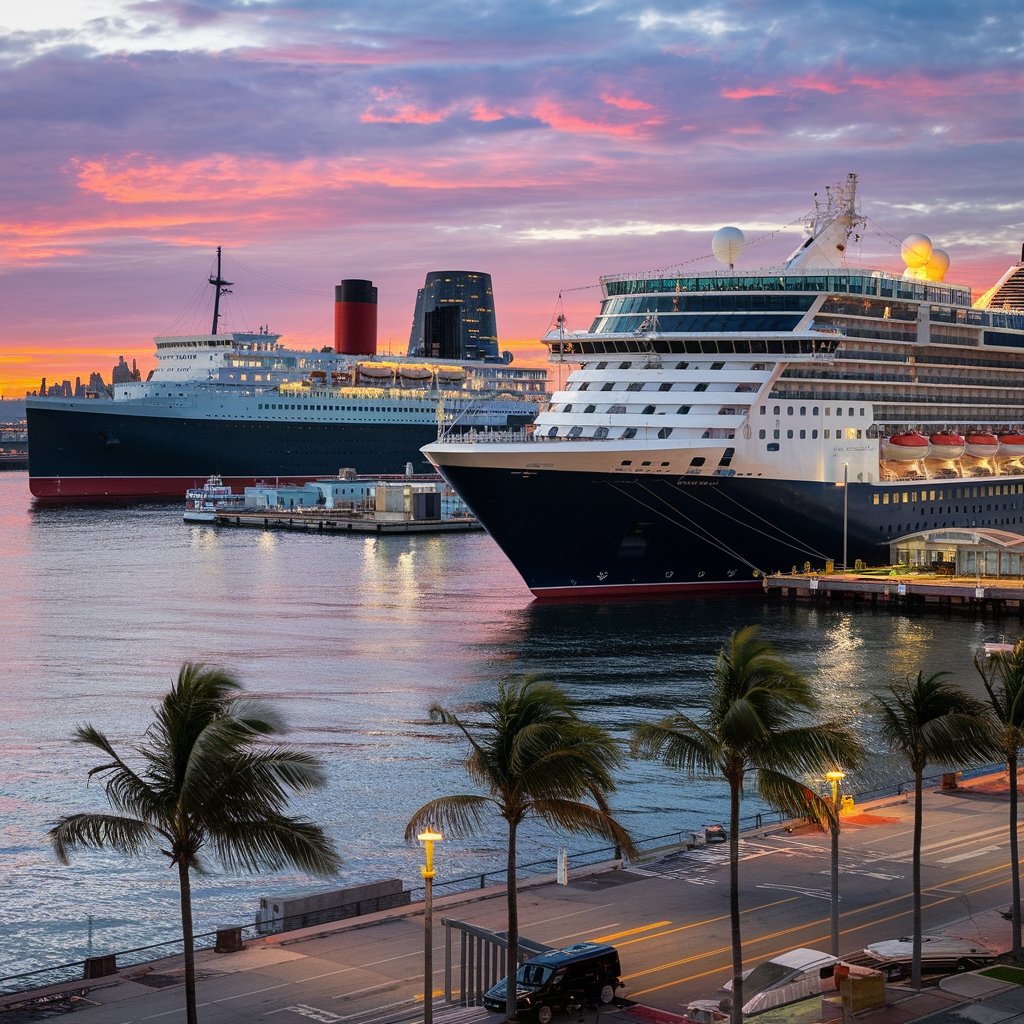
[632,716,720,775]
[404,794,494,842]
[756,770,834,828]
[49,813,159,865]
[530,797,638,858]
[209,816,341,875]
[751,721,865,777]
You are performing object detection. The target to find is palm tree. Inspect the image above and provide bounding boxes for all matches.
[632,625,863,1024]
[405,676,636,1023]
[874,671,993,988]
[49,663,341,1024]
[975,646,1024,960]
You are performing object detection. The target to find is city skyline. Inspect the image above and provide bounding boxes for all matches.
[2,1,1022,395]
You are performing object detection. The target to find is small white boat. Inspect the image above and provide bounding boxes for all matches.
[183,475,246,522]
[983,636,1019,658]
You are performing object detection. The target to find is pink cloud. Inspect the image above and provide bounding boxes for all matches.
[531,98,655,138]
[470,102,506,122]
[600,93,654,111]
[721,86,782,100]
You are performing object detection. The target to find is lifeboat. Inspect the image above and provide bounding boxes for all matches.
[927,432,965,459]
[998,433,1024,458]
[882,431,929,461]
[309,370,327,381]
[399,365,434,383]
[356,363,396,382]
[436,367,466,383]
[965,432,999,458]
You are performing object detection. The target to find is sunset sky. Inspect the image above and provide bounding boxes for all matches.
[2,1,1022,396]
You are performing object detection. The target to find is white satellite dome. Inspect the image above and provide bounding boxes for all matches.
[924,248,950,281]
[712,226,745,268]
[900,233,933,269]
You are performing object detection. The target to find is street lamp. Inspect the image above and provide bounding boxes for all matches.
[418,828,443,1024]
[825,770,846,958]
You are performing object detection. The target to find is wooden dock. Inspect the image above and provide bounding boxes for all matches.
[207,510,484,534]
[765,571,1024,616]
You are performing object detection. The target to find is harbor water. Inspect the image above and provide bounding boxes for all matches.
[0,469,1008,984]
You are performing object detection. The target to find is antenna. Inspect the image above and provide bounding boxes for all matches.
[209,247,234,335]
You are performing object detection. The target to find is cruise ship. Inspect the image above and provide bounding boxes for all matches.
[423,174,1024,598]
[26,260,547,500]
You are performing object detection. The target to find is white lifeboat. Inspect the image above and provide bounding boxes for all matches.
[436,367,466,382]
[998,433,1024,458]
[399,365,434,382]
[928,432,966,459]
[357,363,396,381]
[882,431,930,461]
[965,432,999,458]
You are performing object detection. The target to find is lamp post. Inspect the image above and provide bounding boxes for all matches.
[825,770,846,958]
[418,828,443,1024]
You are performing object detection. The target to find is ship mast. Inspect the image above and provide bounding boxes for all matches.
[209,247,234,335]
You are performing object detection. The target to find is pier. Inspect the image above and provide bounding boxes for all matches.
[204,509,484,534]
[765,570,1024,616]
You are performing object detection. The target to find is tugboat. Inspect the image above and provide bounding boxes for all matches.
[183,476,247,522]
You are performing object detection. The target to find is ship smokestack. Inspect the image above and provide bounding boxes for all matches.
[334,279,377,355]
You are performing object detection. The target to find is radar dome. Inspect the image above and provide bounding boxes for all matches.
[901,233,933,269]
[924,248,950,281]
[712,226,745,268]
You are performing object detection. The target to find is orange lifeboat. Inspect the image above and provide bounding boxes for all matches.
[928,432,965,459]
[998,433,1024,458]
[356,363,396,383]
[882,431,929,461]
[965,432,999,458]
[399,365,434,382]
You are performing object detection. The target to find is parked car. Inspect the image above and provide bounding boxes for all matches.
[721,948,836,1016]
[482,942,624,1022]
[862,935,997,980]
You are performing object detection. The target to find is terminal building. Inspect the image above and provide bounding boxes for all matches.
[407,271,499,362]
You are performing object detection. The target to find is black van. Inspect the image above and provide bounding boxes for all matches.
[482,942,624,1021]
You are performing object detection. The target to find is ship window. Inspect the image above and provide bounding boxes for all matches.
[824,429,830,439]
[799,429,806,439]
[711,361,724,370]
[773,429,780,439]
[610,405,626,414]
[658,427,673,439]
[689,457,706,467]
[787,430,794,439]
[758,429,766,439]
[659,382,673,391]
[643,405,656,415]
[800,406,806,415]
[641,461,651,466]
[563,404,573,412]
[883,494,889,504]
[568,426,583,437]
[621,460,632,465]
[595,427,609,438]
[767,443,780,451]
[694,382,708,392]
[627,381,643,391]
[678,405,690,415]
[547,426,558,437]
[602,382,614,391]
[788,406,794,415]
[873,495,879,505]
[812,429,818,438]
[623,428,637,439]
[619,362,630,369]
[825,407,831,415]
[597,362,607,369]
[774,405,780,414]
[676,362,689,369]
[813,406,819,415]
[585,404,596,413]
[579,383,589,390]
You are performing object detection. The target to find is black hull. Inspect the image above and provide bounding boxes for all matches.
[436,464,1024,597]
[27,405,453,498]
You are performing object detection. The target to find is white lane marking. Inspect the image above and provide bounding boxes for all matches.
[937,845,1002,864]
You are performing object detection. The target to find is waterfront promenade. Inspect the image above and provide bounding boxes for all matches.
[4,771,1024,1024]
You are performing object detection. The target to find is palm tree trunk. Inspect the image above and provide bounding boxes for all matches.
[178,860,198,1024]
[729,780,743,1024]
[1010,753,1021,960]
[911,766,923,990]
[506,821,519,1024]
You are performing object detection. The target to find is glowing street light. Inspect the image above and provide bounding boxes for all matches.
[418,828,443,1024]
[825,770,846,958]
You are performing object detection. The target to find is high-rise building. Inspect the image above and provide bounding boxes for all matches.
[407,271,498,361]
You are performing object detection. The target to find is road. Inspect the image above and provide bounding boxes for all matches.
[3,777,1018,1024]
